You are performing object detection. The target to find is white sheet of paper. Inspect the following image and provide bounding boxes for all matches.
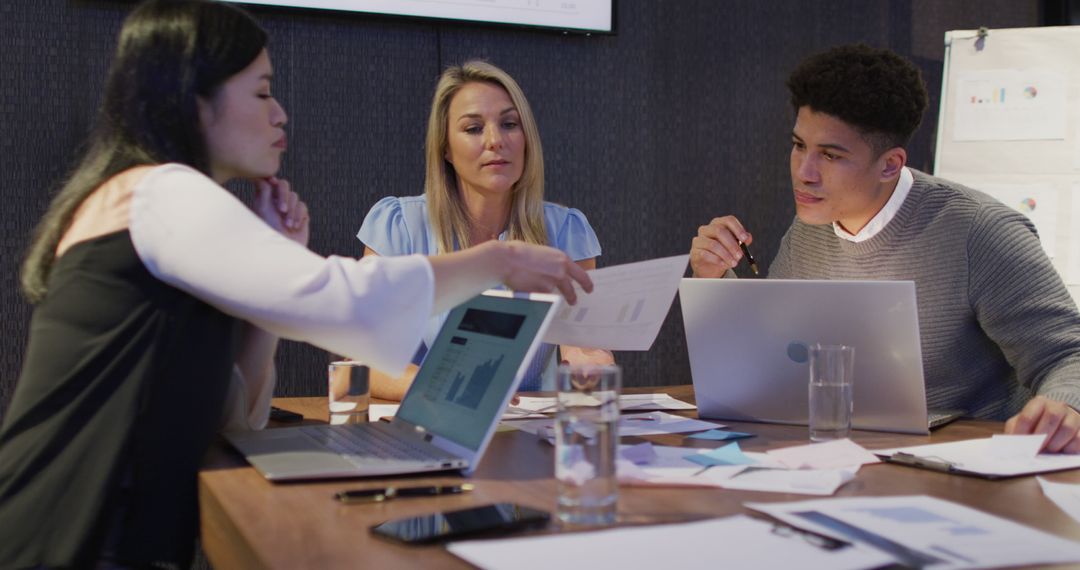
[748,495,1080,570]
[767,439,882,470]
[1070,185,1080,284]
[977,183,1059,258]
[367,403,399,422]
[873,435,1080,477]
[1071,123,1080,170]
[720,467,858,496]
[952,69,1068,141]
[618,412,722,436]
[542,254,689,350]
[617,392,697,410]
[987,434,1046,460]
[1038,476,1080,525]
[446,514,894,570]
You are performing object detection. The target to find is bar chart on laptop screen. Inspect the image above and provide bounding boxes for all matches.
[420,308,524,411]
[428,340,506,411]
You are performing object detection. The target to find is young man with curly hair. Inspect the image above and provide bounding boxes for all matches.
[690,44,1080,452]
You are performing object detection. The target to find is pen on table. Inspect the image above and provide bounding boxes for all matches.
[335,483,475,504]
[739,242,760,276]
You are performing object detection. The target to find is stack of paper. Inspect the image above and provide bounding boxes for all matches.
[615,441,865,496]
[374,393,696,423]
[748,495,1080,569]
[510,411,722,439]
[502,393,695,420]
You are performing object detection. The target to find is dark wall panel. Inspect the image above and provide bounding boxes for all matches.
[0,0,1042,415]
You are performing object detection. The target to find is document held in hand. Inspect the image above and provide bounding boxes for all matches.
[543,254,689,350]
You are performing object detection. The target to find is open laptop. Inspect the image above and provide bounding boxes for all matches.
[680,279,961,435]
[225,290,562,481]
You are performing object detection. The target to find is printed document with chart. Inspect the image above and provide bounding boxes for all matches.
[542,254,688,350]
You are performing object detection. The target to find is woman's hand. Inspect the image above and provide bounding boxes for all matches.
[428,240,594,315]
[499,242,593,304]
[254,176,309,247]
[560,346,615,367]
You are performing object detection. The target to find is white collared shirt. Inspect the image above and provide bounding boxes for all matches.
[833,167,913,242]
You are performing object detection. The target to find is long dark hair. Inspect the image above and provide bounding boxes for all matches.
[21,0,267,302]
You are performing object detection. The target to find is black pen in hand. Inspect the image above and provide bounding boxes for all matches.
[739,242,760,275]
[335,483,475,504]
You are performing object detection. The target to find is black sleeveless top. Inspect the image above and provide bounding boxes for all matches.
[0,231,237,568]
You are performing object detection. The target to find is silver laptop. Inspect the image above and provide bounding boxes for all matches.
[680,279,958,435]
[225,290,562,481]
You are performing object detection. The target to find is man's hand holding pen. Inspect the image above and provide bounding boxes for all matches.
[691,215,758,277]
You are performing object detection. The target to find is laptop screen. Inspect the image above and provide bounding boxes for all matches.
[397,293,554,450]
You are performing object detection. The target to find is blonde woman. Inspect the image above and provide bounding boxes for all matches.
[359,60,612,400]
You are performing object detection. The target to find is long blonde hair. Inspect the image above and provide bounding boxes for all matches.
[424,60,547,253]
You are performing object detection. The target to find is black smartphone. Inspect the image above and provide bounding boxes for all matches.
[370,503,550,544]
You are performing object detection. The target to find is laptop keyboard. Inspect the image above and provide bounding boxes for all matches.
[300,424,448,463]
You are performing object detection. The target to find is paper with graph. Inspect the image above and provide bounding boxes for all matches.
[543,254,688,350]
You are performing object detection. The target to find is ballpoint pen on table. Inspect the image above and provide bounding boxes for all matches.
[739,242,760,275]
[336,483,475,503]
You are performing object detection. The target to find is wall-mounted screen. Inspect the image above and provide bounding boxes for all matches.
[234,0,614,34]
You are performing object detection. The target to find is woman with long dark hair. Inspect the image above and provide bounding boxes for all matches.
[0,2,589,567]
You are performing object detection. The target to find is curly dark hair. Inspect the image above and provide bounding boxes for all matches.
[786,44,928,155]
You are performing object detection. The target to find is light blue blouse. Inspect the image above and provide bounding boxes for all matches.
[357,195,602,391]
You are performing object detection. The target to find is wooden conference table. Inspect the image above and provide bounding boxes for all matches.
[199,385,1080,569]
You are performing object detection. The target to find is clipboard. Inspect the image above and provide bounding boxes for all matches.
[879,452,1009,480]
[874,436,1080,479]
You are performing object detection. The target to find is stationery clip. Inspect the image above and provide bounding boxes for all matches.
[770,522,850,551]
[886,452,958,473]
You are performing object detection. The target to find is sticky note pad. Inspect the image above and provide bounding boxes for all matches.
[685,442,758,466]
[688,429,755,441]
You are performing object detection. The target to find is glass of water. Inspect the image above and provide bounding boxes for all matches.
[328,360,369,425]
[808,344,855,441]
[554,363,621,526]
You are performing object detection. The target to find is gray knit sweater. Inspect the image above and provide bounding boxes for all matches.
[769,169,1080,420]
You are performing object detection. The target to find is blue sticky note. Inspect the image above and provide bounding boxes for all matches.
[684,442,758,466]
[688,429,755,441]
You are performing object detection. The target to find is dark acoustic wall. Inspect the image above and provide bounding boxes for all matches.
[0,1,1041,415]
